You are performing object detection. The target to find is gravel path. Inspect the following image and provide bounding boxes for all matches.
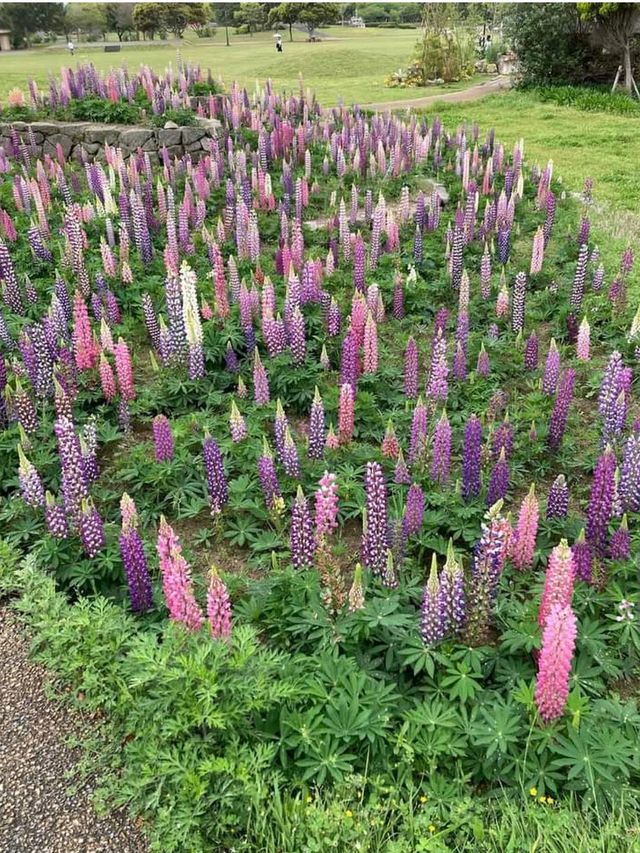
[362,75,512,111]
[0,608,148,853]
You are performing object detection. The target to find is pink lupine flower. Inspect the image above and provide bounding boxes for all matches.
[511,483,539,571]
[381,419,400,459]
[535,604,577,723]
[338,383,355,445]
[496,283,509,318]
[363,312,378,374]
[538,539,575,629]
[315,471,339,540]
[576,316,590,361]
[73,290,98,371]
[326,424,340,451]
[99,353,117,402]
[114,337,135,401]
[207,566,232,639]
[156,515,203,631]
[229,400,247,442]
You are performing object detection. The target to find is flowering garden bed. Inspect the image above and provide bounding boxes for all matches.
[1,67,640,850]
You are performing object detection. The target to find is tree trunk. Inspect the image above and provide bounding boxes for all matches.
[117,31,123,42]
[623,41,632,93]
[289,23,293,41]
[225,25,229,46]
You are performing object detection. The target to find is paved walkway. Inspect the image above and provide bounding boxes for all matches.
[362,75,512,112]
[0,608,148,853]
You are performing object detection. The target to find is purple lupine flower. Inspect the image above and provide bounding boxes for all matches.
[620,433,640,512]
[203,434,228,516]
[328,298,341,336]
[421,555,444,646]
[289,306,306,364]
[119,495,153,613]
[78,498,106,558]
[225,341,239,373]
[308,387,325,459]
[592,263,604,292]
[229,401,247,443]
[404,336,418,399]
[282,427,301,478]
[17,444,45,507]
[465,501,512,643]
[524,332,538,370]
[153,415,174,462]
[566,312,578,344]
[274,399,289,462]
[361,461,389,577]
[497,221,511,266]
[258,439,281,511]
[542,339,560,396]
[572,529,592,584]
[290,486,316,569]
[393,272,404,319]
[13,382,39,434]
[462,414,482,501]
[476,344,490,377]
[438,540,466,635]
[253,350,270,405]
[586,446,616,556]
[431,409,452,485]
[340,329,358,392]
[54,416,88,521]
[511,272,526,334]
[142,293,161,352]
[394,448,411,485]
[409,396,428,463]
[547,369,576,452]
[609,515,630,560]
[45,492,68,539]
[487,448,510,506]
[403,483,425,538]
[570,244,589,311]
[546,475,569,519]
[491,417,514,461]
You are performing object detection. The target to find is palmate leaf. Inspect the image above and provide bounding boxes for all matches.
[551,724,634,787]
[470,700,525,760]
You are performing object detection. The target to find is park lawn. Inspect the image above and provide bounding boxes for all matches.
[0,27,482,107]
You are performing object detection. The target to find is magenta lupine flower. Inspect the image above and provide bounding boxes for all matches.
[282,427,301,478]
[511,272,526,335]
[395,448,411,484]
[256,438,280,513]
[511,484,539,571]
[45,491,68,539]
[207,566,232,639]
[119,493,152,613]
[328,298,341,336]
[487,448,510,506]
[153,415,174,462]
[404,336,419,399]
[535,604,577,723]
[114,337,135,402]
[290,486,316,570]
[576,317,590,361]
[431,409,452,485]
[427,329,448,402]
[586,446,616,556]
[99,352,116,402]
[542,339,560,396]
[17,443,45,507]
[54,416,88,521]
[203,434,228,516]
[363,312,378,374]
[361,461,389,577]
[403,483,425,538]
[620,433,640,512]
[381,419,400,459]
[570,244,589,311]
[546,475,569,519]
[421,555,444,646]
[229,400,247,443]
[308,387,326,459]
[476,344,490,377]
[524,332,538,370]
[409,396,428,463]
[538,539,575,629]
[338,383,355,445]
[547,369,576,452]
[253,349,270,405]
[78,498,106,558]
[156,516,203,631]
[289,306,306,365]
[315,471,339,540]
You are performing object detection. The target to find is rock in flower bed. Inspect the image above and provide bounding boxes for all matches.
[1,71,640,850]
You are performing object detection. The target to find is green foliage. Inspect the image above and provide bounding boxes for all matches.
[530,84,640,115]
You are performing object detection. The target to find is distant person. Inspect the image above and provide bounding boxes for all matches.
[274,32,283,53]
[67,40,75,56]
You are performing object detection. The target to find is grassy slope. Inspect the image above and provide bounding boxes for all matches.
[0,27,480,106]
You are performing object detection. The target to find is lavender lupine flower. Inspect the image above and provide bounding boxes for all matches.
[119,494,152,613]
[462,415,482,501]
[570,244,589,311]
[153,415,174,462]
[290,486,316,570]
[620,433,640,512]
[54,416,88,521]
[308,387,325,459]
[609,515,630,561]
[476,344,490,377]
[487,448,510,506]
[404,336,419,399]
[17,444,44,507]
[45,491,68,539]
[586,446,616,556]
[431,409,452,485]
[403,483,425,539]
[547,369,576,452]
[598,351,631,446]
[438,540,466,635]
[546,475,569,520]
[421,554,444,646]
[361,462,389,577]
[524,332,538,370]
[203,434,228,516]
[511,272,526,335]
[78,498,106,558]
[258,439,281,511]
[542,339,560,396]
[282,427,301,478]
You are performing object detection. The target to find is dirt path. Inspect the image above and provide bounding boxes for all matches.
[0,608,148,853]
[362,75,512,111]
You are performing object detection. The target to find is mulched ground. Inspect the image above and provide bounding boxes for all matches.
[0,608,149,853]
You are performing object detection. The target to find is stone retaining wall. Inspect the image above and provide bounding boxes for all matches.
[0,117,221,163]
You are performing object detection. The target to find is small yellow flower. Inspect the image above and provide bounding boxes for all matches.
[419,795,428,803]
[539,796,546,804]
[306,795,312,803]
[428,824,436,833]
[345,809,353,818]
[529,787,537,797]
[546,797,554,805]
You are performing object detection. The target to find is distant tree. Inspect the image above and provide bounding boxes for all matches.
[360,4,388,24]
[104,2,136,41]
[233,3,266,35]
[132,3,165,39]
[268,2,299,41]
[0,2,64,47]
[64,3,108,41]
[578,3,640,93]
[162,3,208,38]
[298,3,340,37]
[212,2,239,45]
